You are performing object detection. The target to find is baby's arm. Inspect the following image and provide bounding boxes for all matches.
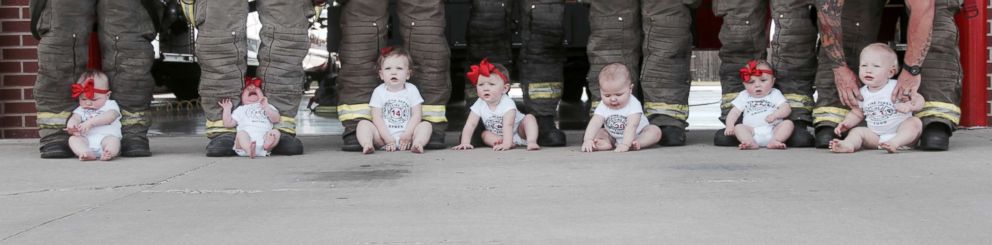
[398,104,423,149]
[66,113,82,135]
[260,97,280,124]
[834,107,864,135]
[219,99,237,128]
[77,109,120,135]
[724,107,743,136]
[370,107,396,147]
[615,113,641,152]
[452,112,481,150]
[581,115,606,152]
[767,103,792,123]
[895,92,925,113]
[494,110,516,151]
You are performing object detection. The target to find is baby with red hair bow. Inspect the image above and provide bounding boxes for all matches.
[217,76,282,158]
[66,70,120,161]
[452,58,540,151]
[723,60,794,150]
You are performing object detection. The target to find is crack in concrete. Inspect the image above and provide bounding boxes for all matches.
[139,188,318,195]
[1,160,217,242]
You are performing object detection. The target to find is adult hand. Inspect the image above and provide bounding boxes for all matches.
[893,70,921,103]
[832,66,862,109]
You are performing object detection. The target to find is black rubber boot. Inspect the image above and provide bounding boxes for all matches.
[120,135,152,157]
[425,130,447,150]
[713,128,740,146]
[205,133,237,157]
[40,141,74,159]
[535,115,566,146]
[814,126,837,149]
[918,123,951,151]
[659,126,686,146]
[341,132,362,152]
[271,134,304,155]
[786,121,815,148]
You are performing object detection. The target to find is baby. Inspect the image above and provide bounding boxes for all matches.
[581,63,661,152]
[830,43,924,153]
[723,60,794,150]
[66,70,121,161]
[218,77,281,158]
[452,58,540,151]
[356,46,432,154]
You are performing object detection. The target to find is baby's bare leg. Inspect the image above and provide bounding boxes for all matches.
[880,117,923,153]
[236,130,252,153]
[481,131,501,147]
[411,121,432,154]
[830,127,878,153]
[69,135,95,161]
[262,129,280,151]
[592,129,614,151]
[356,120,379,154]
[768,120,794,149]
[519,115,540,150]
[734,124,758,150]
[99,136,120,161]
[633,125,662,150]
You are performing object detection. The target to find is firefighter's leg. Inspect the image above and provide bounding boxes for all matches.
[917,0,962,151]
[586,0,641,115]
[771,0,817,147]
[257,0,315,155]
[337,0,388,151]
[711,0,767,146]
[811,0,884,148]
[97,0,157,157]
[641,0,697,146]
[398,0,451,149]
[519,0,566,146]
[194,0,248,156]
[314,2,343,115]
[466,0,513,108]
[33,0,96,158]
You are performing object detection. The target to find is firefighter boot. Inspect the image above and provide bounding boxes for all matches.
[120,135,152,157]
[814,126,837,149]
[425,130,447,150]
[713,129,740,146]
[659,126,686,146]
[787,121,815,148]
[536,116,566,147]
[206,133,237,157]
[341,132,362,152]
[40,134,73,159]
[918,123,950,151]
[271,134,304,155]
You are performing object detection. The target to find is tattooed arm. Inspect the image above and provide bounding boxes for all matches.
[893,0,935,101]
[816,0,861,109]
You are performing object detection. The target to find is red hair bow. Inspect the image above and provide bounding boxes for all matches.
[466,58,508,86]
[244,76,262,88]
[71,78,109,99]
[380,46,394,57]
[739,60,773,83]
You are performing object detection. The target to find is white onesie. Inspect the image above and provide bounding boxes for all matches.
[470,96,526,146]
[72,100,122,157]
[369,83,424,145]
[858,80,912,143]
[231,102,278,157]
[593,96,649,143]
[731,89,787,147]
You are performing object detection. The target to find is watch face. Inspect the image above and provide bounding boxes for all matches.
[904,64,921,75]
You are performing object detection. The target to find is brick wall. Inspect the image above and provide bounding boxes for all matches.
[0,0,39,139]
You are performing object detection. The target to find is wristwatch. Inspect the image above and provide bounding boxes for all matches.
[902,63,922,76]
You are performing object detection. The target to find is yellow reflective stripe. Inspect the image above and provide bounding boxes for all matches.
[120,110,148,126]
[422,104,447,123]
[721,92,739,109]
[916,101,961,124]
[527,82,563,99]
[37,112,71,129]
[812,106,849,125]
[182,2,195,27]
[338,104,371,121]
[313,105,337,114]
[784,93,814,111]
[644,102,689,120]
[276,116,296,135]
[205,119,235,138]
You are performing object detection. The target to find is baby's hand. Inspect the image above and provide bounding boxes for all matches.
[382,143,397,152]
[65,125,80,136]
[834,122,851,136]
[398,133,413,151]
[493,141,513,151]
[581,140,595,152]
[765,115,778,123]
[451,143,474,150]
[894,102,913,113]
[613,143,630,153]
[260,96,269,106]
[724,126,735,136]
[77,121,93,135]
[218,98,233,110]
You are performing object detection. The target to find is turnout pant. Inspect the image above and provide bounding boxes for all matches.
[33,0,156,146]
[195,0,314,138]
[916,0,962,130]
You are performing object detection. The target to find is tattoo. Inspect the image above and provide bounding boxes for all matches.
[816,0,846,68]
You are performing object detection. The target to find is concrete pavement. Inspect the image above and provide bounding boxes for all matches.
[2,129,991,244]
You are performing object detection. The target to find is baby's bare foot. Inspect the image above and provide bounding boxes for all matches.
[829,139,855,153]
[411,144,424,154]
[78,152,96,161]
[739,141,758,150]
[630,142,642,151]
[527,143,540,151]
[100,149,115,161]
[263,140,276,151]
[362,145,375,154]
[767,141,787,149]
[880,143,900,153]
[249,142,256,159]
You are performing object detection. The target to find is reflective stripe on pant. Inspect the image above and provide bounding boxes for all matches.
[917,0,962,129]
[519,0,564,116]
[196,0,313,137]
[641,0,696,128]
[812,0,885,128]
[337,0,388,137]
[398,0,450,132]
[586,0,641,111]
